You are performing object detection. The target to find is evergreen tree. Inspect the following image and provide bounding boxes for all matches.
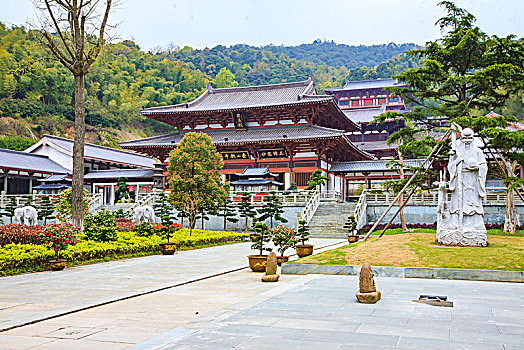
[251,221,272,256]
[343,215,357,235]
[115,177,130,203]
[39,195,55,225]
[4,197,18,224]
[238,192,257,231]
[153,192,174,226]
[306,170,328,190]
[297,219,310,245]
[257,191,288,228]
[217,196,239,231]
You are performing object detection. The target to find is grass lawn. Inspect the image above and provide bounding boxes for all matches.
[294,230,524,271]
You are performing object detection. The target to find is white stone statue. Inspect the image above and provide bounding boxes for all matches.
[437,127,488,246]
[134,205,155,223]
[14,206,38,226]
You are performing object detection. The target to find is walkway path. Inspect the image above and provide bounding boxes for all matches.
[0,238,345,332]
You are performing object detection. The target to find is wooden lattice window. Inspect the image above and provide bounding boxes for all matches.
[293,161,317,168]
[222,163,254,170]
[294,172,312,187]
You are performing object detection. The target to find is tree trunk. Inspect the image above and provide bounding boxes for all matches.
[189,214,196,236]
[71,74,86,228]
[398,150,408,231]
[504,189,516,234]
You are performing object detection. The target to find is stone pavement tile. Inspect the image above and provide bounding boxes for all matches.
[449,329,505,345]
[498,324,524,336]
[504,346,524,350]
[237,309,332,321]
[355,322,450,340]
[81,327,160,344]
[37,326,106,340]
[221,314,281,327]
[206,323,308,340]
[301,329,399,347]
[27,338,130,350]
[234,336,344,350]
[1,323,59,337]
[0,334,54,349]
[397,336,504,350]
[169,331,250,349]
[500,334,524,347]
[42,314,118,328]
[271,317,359,332]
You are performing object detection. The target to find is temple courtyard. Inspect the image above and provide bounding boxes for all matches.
[0,239,522,349]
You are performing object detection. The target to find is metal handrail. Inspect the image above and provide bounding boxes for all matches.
[352,190,368,229]
[122,192,155,216]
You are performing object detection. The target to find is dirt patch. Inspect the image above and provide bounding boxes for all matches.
[344,233,422,267]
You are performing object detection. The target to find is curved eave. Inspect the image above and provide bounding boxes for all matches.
[0,165,67,175]
[121,134,345,150]
[140,98,333,116]
[341,135,375,161]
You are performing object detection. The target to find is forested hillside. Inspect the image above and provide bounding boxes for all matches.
[0,23,425,151]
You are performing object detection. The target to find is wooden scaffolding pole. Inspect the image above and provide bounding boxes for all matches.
[362,128,452,241]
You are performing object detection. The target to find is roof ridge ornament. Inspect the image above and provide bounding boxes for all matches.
[206,82,214,92]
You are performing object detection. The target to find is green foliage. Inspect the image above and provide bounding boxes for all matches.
[238,192,256,231]
[250,221,272,256]
[214,67,238,88]
[55,188,89,223]
[0,228,249,276]
[216,196,239,231]
[83,210,118,242]
[38,195,55,225]
[257,191,288,228]
[0,135,37,151]
[2,197,18,224]
[343,215,357,235]
[153,192,174,226]
[297,220,310,245]
[167,132,228,234]
[269,225,298,257]
[115,177,130,203]
[306,170,328,190]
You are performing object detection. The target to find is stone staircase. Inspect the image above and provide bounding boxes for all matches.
[308,202,356,238]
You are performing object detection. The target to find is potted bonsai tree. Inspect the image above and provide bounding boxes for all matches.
[270,224,299,266]
[40,223,78,271]
[159,223,181,255]
[295,220,314,257]
[248,221,272,272]
[344,215,359,243]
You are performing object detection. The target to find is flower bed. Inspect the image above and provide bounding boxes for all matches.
[0,228,249,276]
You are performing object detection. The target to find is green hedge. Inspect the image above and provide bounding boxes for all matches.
[0,229,249,276]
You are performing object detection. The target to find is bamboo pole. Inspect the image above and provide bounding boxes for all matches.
[362,128,452,241]
[378,186,418,237]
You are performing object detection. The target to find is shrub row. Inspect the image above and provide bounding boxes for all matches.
[0,229,250,276]
[0,225,45,246]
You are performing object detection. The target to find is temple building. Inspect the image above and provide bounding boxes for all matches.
[230,167,282,193]
[121,76,373,192]
[324,78,409,158]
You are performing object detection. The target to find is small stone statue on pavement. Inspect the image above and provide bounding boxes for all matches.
[356,263,381,303]
[261,252,279,282]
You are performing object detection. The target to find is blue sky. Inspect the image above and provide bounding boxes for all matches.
[1,0,523,50]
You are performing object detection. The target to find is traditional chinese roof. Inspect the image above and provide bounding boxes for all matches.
[353,140,397,152]
[329,159,424,173]
[138,76,360,132]
[343,106,386,124]
[25,135,155,169]
[0,148,69,174]
[141,77,324,114]
[325,78,406,92]
[230,179,283,186]
[122,125,354,148]
[33,183,71,190]
[41,174,72,182]
[84,169,154,180]
[234,167,276,177]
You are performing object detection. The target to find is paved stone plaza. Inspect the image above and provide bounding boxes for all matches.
[0,240,523,349]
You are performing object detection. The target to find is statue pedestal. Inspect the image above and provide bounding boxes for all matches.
[436,228,487,247]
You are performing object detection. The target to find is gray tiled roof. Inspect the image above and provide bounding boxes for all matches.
[33,184,71,190]
[41,174,72,182]
[121,125,349,148]
[353,141,397,152]
[0,148,69,174]
[325,78,406,92]
[235,167,275,177]
[329,159,423,173]
[343,107,386,124]
[84,169,154,180]
[39,135,154,168]
[140,78,326,115]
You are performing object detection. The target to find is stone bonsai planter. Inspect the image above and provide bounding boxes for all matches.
[50,259,66,271]
[276,256,289,266]
[296,244,314,258]
[248,255,268,272]
[159,242,177,255]
[347,235,360,243]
